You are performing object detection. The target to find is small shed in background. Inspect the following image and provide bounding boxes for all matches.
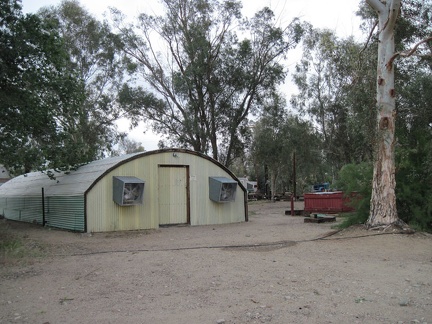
[0,165,11,186]
[0,149,247,232]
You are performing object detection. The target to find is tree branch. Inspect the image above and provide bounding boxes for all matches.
[360,20,379,55]
[386,36,432,70]
[388,0,401,31]
[366,0,385,13]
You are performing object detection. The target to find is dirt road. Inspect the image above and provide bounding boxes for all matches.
[1,201,431,323]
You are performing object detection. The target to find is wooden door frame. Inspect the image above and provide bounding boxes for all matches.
[158,164,190,224]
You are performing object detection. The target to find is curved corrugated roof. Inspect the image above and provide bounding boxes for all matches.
[0,153,141,197]
[0,149,243,197]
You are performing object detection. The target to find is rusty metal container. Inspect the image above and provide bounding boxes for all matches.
[304,191,355,214]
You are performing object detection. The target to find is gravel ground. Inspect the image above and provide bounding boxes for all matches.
[1,201,431,324]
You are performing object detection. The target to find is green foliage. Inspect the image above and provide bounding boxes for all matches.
[395,71,432,232]
[251,94,323,196]
[291,28,377,173]
[395,139,432,232]
[359,0,432,228]
[39,0,129,161]
[113,136,145,155]
[1,1,130,175]
[395,0,432,57]
[114,0,305,166]
[392,0,432,232]
[336,162,373,228]
[0,0,87,174]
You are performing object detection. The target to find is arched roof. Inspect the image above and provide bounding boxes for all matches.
[0,149,243,197]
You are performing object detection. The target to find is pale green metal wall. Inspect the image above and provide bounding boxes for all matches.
[0,150,247,233]
[86,151,246,232]
[45,196,85,231]
[0,195,85,231]
[0,196,43,224]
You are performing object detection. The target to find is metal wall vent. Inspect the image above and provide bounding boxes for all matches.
[113,176,145,206]
[209,177,237,203]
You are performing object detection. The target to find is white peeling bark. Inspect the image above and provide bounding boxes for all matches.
[366,0,403,227]
[270,171,277,201]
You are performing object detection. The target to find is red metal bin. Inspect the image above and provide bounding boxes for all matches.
[304,191,355,214]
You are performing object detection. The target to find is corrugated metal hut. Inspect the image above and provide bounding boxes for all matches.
[0,149,248,232]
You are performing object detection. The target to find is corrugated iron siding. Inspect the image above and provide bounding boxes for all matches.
[0,196,43,224]
[86,159,158,232]
[45,196,84,231]
[0,153,142,197]
[0,195,84,231]
[0,150,246,233]
[186,155,245,226]
[86,152,246,232]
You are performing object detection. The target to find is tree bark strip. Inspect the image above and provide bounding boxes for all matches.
[366,0,402,227]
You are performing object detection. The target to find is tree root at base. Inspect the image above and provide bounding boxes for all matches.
[366,220,415,234]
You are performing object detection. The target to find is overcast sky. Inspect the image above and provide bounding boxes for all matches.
[21,0,364,151]
[22,0,363,35]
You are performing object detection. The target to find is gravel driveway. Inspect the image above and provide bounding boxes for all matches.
[1,201,431,323]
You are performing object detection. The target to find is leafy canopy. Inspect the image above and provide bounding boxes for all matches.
[114,0,304,166]
[0,0,85,174]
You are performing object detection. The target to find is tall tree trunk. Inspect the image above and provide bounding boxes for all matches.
[366,0,404,227]
[270,170,277,202]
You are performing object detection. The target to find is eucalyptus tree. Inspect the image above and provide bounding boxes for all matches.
[364,0,432,228]
[117,137,145,155]
[38,0,128,161]
[251,94,322,198]
[113,0,303,166]
[251,96,288,198]
[364,0,403,228]
[0,0,85,174]
[291,28,377,174]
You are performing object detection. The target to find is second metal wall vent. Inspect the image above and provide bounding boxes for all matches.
[113,176,145,206]
[209,177,237,203]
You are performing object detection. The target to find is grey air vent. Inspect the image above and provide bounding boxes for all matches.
[113,176,145,206]
[209,177,237,203]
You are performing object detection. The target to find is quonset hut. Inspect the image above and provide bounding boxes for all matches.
[0,149,248,232]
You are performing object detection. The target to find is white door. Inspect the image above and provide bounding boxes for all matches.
[158,166,189,225]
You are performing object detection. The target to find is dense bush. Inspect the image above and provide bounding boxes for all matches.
[336,158,432,232]
[396,142,432,232]
[335,162,373,228]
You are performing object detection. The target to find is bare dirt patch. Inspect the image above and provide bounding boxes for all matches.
[1,201,431,324]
